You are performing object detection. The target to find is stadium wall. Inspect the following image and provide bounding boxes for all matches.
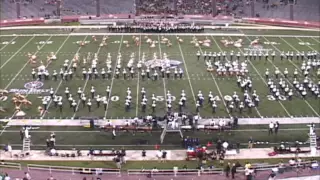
[0,16,319,28]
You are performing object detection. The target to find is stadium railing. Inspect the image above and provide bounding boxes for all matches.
[0,162,22,170]
[27,164,121,175]
[126,161,317,176]
[127,168,223,176]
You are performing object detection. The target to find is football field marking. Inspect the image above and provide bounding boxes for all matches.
[135,35,142,117]
[157,35,168,107]
[262,36,320,117]
[269,37,303,71]
[0,36,35,69]
[176,35,197,106]
[39,35,82,118]
[295,37,319,52]
[14,34,71,118]
[311,37,320,43]
[0,36,18,51]
[212,36,262,117]
[195,36,231,116]
[0,35,55,136]
[4,36,53,90]
[104,35,124,118]
[72,36,105,118]
[1,127,315,133]
[229,36,291,117]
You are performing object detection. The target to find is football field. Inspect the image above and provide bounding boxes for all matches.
[0,30,319,120]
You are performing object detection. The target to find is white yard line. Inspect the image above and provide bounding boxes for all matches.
[175,35,197,106]
[311,37,320,43]
[213,36,263,117]
[272,37,303,71]
[38,35,78,118]
[235,36,292,117]
[157,35,168,107]
[295,37,319,52]
[135,34,142,117]
[104,35,124,118]
[0,36,35,69]
[0,36,18,51]
[72,36,104,118]
[262,36,320,117]
[0,36,55,136]
[4,36,53,90]
[197,36,231,116]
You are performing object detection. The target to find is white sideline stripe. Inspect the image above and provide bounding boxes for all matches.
[212,36,262,117]
[4,35,53,90]
[40,35,77,118]
[0,33,319,38]
[0,36,35,69]
[135,35,142,117]
[263,36,320,117]
[1,128,315,133]
[72,36,105,118]
[104,35,124,118]
[176,35,197,106]
[0,36,18,51]
[157,35,168,108]
[236,36,292,117]
[196,36,230,116]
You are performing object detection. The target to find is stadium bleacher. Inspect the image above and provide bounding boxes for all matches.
[0,0,319,21]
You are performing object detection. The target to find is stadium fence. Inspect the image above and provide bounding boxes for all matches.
[0,162,22,170]
[27,164,121,175]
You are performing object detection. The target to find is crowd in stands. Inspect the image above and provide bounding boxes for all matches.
[1,0,319,21]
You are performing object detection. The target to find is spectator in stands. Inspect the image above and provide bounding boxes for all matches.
[152,167,159,172]
[289,158,296,166]
[3,173,10,180]
[24,172,31,180]
[268,170,276,180]
[47,175,56,180]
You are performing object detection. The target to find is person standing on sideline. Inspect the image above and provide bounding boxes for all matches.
[274,121,280,135]
[224,162,231,178]
[248,137,254,149]
[268,122,274,135]
[231,163,237,179]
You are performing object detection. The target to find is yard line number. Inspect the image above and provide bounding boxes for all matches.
[267,95,287,101]
[40,95,238,102]
[1,41,16,45]
[36,41,53,45]
[298,42,313,46]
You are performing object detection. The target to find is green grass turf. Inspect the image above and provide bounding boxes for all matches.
[1,124,318,150]
[5,157,320,170]
[0,33,319,119]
